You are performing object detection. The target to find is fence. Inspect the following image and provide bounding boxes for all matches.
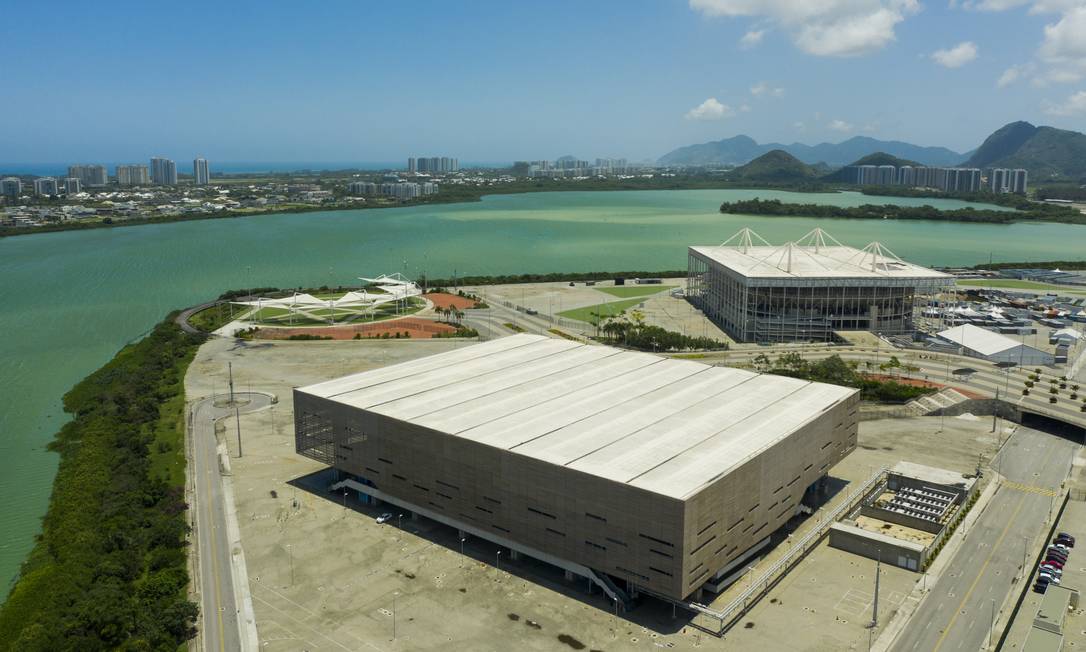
[686,466,889,636]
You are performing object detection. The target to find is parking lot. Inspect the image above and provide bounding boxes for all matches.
[185,336,1025,651]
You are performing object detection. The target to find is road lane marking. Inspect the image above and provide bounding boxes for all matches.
[931,493,1025,652]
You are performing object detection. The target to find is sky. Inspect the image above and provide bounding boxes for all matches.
[1,0,1084,164]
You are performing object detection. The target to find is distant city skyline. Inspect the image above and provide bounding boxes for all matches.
[2,1,1083,163]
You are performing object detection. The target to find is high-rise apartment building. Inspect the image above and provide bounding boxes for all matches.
[68,164,108,187]
[1011,168,1028,194]
[193,158,210,185]
[116,165,150,186]
[990,168,1028,194]
[150,157,178,185]
[412,156,459,173]
[33,177,59,196]
[1,177,22,198]
[347,181,378,195]
[64,178,82,194]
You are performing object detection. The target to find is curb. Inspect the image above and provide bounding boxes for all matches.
[872,474,1002,652]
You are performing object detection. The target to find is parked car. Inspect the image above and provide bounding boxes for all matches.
[1039,572,1061,585]
[1055,535,1075,548]
[1051,543,1071,553]
[375,512,392,524]
[1039,564,1063,576]
[1056,532,1076,546]
[1046,547,1068,560]
[1044,557,1065,568]
[1033,581,1049,594]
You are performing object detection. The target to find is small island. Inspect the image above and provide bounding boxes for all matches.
[719,197,1086,225]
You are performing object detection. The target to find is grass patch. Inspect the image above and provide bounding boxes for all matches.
[247,296,424,326]
[558,297,647,325]
[187,302,246,332]
[503,322,525,333]
[594,285,675,299]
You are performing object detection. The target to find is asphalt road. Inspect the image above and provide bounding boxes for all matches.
[190,392,273,652]
[890,426,1076,652]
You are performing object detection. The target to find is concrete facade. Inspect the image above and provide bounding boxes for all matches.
[294,334,859,600]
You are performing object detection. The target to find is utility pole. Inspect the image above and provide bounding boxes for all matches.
[871,550,881,628]
[235,407,242,458]
[228,361,234,404]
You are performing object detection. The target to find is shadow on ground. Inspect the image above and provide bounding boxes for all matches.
[287,467,701,636]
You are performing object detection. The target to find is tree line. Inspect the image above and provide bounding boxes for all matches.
[753,352,935,403]
[0,318,204,650]
[719,197,1086,225]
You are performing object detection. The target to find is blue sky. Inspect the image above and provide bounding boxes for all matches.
[1,0,1083,164]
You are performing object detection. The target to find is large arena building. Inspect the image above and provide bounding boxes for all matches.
[294,334,859,602]
[687,228,955,343]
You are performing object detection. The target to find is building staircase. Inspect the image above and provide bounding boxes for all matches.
[904,387,971,417]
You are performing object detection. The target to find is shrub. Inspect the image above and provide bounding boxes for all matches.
[1050,397,1058,404]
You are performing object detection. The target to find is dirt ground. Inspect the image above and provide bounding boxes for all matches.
[255,317,458,340]
[423,292,478,310]
[186,337,1010,651]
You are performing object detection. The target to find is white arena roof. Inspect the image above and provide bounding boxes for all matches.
[297,334,856,499]
[937,324,1020,356]
[690,244,952,281]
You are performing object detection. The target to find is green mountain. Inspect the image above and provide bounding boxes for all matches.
[730,149,818,182]
[821,152,920,182]
[965,121,1086,181]
[658,135,964,167]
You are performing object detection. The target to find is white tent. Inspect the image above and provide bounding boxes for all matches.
[232,273,422,324]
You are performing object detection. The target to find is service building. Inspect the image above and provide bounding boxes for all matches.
[294,334,859,601]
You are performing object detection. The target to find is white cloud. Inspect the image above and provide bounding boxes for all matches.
[690,0,920,57]
[931,41,979,68]
[958,1,1086,84]
[750,81,786,97]
[685,97,735,121]
[828,119,854,132]
[1038,6,1086,83]
[1044,89,1086,115]
[739,103,752,112]
[997,63,1032,87]
[739,29,766,48]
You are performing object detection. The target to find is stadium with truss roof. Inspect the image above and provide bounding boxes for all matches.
[687,228,955,343]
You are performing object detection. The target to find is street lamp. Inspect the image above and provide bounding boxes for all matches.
[398,513,404,530]
[460,537,466,567]
[496,549,502,573]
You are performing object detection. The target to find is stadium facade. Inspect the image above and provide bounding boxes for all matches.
[687,228,955,343]
[295,334,859,601]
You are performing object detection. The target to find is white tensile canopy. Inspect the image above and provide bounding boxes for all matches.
[231,273,422,324]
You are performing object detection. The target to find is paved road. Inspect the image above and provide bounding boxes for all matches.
[890,426,1076,652]
[190,392,273,652]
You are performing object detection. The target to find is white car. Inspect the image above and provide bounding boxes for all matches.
[376,513,393,524]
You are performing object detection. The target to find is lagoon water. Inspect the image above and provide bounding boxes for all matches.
[1,188,1082,593]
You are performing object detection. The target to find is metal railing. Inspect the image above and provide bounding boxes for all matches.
[687,465,889,636]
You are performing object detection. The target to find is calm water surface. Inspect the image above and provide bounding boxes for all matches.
[1,189,1082,593]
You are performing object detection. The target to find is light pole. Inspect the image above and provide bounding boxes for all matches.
[235,407,242,458]
[460,537,466,567]
[496,549,502,573]
[398,513,404,530]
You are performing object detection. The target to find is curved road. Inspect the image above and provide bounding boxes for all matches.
[189,392,274,652]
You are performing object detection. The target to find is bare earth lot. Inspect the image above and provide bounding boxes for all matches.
[186,337,1007,651]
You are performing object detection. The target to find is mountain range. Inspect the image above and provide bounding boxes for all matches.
[964,121,1086,182]
[660,121,1086,182]
[658,135,967,167]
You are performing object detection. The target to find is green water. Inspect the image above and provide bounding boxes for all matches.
[0,188,1081,594]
